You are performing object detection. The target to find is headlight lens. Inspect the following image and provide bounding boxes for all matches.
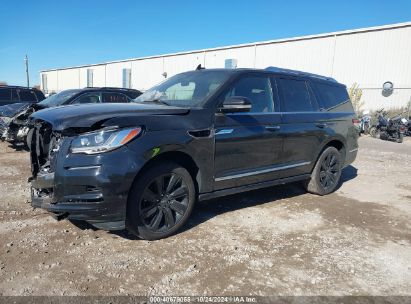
[70,127,142,154]
[0,116,11,125]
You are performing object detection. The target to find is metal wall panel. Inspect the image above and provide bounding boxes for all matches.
[164,52,205,78]
[54,69,79,91]
[205,46,255,68]
[131,57,164,91]
[78,65,106,88]
[40,24,411,110]
[255,36,335,76]
[333,26,411,110]
[105,62,133,88]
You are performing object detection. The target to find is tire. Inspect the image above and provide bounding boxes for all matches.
[396,133,404,143]
[364,123,370,135]
[369,127,376,138]
[126,161,196,240]
[370,127,380,139]
[304,147,342,196]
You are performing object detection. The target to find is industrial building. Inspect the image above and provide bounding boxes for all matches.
[40,22,411,111]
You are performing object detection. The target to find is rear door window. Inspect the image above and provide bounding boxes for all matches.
[18,89,38,102]
[314,82,349,109]
[277,78,319,112]
[0,88,11,103]
[102,92,129,103]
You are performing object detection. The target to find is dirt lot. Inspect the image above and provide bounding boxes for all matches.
[0,136,410,296]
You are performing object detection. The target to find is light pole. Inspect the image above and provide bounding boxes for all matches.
[24,55,30,88]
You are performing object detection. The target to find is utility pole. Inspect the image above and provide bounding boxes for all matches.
[24,55,30,88]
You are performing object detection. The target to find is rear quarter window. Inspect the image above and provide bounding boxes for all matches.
[314,82,349,110]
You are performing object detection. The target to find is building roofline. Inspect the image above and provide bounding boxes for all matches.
[40,21,411,73]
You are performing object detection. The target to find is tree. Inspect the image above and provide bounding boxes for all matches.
[348,83,364,115]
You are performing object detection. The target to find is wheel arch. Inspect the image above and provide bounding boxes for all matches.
[315,137,346,167]
[129,150,201,200]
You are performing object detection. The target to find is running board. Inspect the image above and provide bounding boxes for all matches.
[199,174,311,201]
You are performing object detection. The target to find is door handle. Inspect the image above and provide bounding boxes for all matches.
[316,123,327,128]
[265,125,281,131]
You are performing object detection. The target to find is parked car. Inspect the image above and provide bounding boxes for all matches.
[1,87,142,145]
[28,67,358,240]
[0,86,45,106]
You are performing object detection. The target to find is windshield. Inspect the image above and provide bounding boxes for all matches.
[134,70,231,108]
[38,89,80,107]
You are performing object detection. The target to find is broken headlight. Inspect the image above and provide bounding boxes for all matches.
[70,127,142,154]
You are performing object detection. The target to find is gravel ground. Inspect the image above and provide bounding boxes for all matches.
[0,136,410,296]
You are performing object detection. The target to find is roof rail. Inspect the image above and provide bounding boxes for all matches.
[83,86,137,90]
[265,66,337,82]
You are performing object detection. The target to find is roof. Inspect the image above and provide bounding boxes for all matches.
[0,85,42,90]
[82,87,141,92]
[40,21,411,73]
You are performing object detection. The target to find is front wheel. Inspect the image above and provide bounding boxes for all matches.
[126,161,196,240]
[304,147,342,196]
[364,123,370,135]
[396,133,404,143]
[369,127,379,138]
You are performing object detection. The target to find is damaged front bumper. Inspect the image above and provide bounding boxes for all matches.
[30,133,145,231]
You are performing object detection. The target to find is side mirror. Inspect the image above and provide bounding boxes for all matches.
[219,96,252,113]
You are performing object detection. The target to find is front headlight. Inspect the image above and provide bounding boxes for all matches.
[0,116,11,125]
[70,127,142,154]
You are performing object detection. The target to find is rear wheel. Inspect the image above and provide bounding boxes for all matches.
[126,162,196,240]
[304,147,342,195]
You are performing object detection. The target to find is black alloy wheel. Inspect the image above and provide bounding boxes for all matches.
[127,161,195,240]
[139,173,189,232]
[304,146,342,195]
[319,153,339,190]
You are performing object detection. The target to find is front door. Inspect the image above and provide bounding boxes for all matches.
[214,74,284,190]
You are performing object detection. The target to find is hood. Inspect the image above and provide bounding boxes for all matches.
[29,102,190,130]
[0,103,32,117]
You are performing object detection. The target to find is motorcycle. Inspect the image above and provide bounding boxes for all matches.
[369,109,406,143]
[401,116,411,136]
[359,110,371,135]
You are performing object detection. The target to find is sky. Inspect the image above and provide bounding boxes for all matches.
[1,0,410,86]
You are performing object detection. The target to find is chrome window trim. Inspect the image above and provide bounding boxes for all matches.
[215,161,311,182]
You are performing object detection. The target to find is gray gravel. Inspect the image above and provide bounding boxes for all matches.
[0,136,410,296]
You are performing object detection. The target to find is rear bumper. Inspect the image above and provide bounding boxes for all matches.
[30,141,146,231]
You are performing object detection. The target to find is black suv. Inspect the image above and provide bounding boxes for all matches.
[1,87,141,144]
[0,86,45,106]
[28,67,358,240]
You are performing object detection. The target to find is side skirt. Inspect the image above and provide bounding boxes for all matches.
[199,174,311,201]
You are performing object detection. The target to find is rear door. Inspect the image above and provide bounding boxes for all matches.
[275,76,328,177]
[214,73,285,190]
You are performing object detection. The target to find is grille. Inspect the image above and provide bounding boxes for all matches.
[29,121,53,177]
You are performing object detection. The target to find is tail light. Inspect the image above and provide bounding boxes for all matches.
[352,118,360,128]
[400,125,406,132]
